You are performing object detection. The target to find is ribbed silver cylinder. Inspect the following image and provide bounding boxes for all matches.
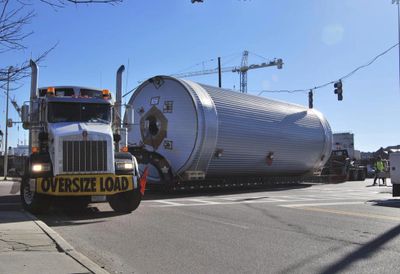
[127,76,332,180]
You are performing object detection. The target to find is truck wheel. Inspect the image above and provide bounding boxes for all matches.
[107,190,142,213]
[393,184,400,197]
[20,177,51,214]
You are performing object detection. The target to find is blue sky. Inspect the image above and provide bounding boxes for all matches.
[1,0,399,152]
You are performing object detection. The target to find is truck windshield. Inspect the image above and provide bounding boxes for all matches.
[48,102,111,123]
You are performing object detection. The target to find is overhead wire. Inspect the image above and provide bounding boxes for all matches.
[257,43,399,96]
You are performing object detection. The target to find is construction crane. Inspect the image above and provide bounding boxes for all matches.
[10,98,21,118]
[170,50,283,93]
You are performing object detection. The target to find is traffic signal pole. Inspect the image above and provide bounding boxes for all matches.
[397,0,400,94]
[393,0,400,94]
[3,67,12,180]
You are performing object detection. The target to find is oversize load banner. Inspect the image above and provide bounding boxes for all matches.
[36,175,134,196]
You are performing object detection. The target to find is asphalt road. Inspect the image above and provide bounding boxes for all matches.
[2,179,400,273]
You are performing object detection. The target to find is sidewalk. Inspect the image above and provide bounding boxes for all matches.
[0,179,109,274]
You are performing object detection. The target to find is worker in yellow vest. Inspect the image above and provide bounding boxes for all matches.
[373,157,385,185]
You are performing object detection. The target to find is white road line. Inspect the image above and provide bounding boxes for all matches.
[146,198,369,208]
[280,201,365,208]
[151,200,183,206]
[209,220,249,229]
[185,199,219,205]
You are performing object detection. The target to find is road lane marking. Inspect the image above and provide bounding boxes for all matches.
[209,219,249,229]
[145,198,370,208]
[10,182,20,194]
[293,207,400,222]
[185,199,220,205]
[280,201,365,208]
[153,200,183,206]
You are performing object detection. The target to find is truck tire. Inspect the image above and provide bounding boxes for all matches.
[107,190,142,213]
[393,184,400,197]
[20,177,51,214]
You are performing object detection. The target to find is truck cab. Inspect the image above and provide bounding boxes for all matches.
[20,61,145,213]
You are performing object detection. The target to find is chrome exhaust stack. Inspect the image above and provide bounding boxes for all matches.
[30,60,38,101]
[114,65,125,151]
[28,60,39,154]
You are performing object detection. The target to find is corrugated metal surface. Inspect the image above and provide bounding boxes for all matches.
[127,76,332,179]
[197,83,331,176]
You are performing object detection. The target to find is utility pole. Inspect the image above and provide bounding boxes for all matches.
[3,66,12,180]
[393,0,400,93]
[218,57,222,88]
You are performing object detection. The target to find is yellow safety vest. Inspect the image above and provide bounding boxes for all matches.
[375,161,385,172]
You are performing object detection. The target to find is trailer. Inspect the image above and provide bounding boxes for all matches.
[19,61,146,213]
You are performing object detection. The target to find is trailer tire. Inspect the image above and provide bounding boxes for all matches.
[107,190,142,213]
[20,177,51,214]
[393,184,400,197]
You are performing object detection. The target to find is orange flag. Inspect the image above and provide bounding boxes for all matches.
[139,167,149,196]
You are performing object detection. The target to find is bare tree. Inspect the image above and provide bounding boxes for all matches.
[39,0,122,8]
[0,0,122,90]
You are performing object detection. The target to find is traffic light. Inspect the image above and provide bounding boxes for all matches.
[334,80,343,101]
[308,90,313,109]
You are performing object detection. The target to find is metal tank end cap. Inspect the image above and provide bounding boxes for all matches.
[140,106,168,149]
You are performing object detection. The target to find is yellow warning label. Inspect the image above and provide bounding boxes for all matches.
[36,174,134,196]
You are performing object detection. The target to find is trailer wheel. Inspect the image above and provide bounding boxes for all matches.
[20,177,51,214]
[107,190,142,213]
[393,184,400,197]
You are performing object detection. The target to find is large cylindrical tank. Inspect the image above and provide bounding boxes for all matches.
[126,76,332,182]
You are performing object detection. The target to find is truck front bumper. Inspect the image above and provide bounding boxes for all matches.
[33,174,138,196]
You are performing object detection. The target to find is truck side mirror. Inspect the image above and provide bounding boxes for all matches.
[21,104,30,129]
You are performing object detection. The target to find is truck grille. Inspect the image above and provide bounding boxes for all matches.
[62,140,107,172]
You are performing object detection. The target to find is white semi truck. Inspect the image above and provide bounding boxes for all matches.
[19,60,145,213]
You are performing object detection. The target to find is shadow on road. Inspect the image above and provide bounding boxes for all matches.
[0,194,22,214]
[39,207,128,227]
[368,199,400,209]
[319,223,400,274]
[143,183,313,201]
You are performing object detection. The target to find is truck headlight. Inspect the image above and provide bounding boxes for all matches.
[32,163,51,173]
[115,161,134,170]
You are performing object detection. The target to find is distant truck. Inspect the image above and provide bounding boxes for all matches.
[390,152,400,196]
[19,60,145,213]
[321,133,366,181]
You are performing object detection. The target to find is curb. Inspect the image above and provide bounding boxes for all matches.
[24,211,109,274]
